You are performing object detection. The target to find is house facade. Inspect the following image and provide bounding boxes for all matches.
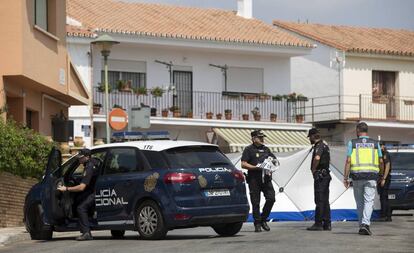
[66,0,313,152]
[273,21,414,145]
[0,0,89,137]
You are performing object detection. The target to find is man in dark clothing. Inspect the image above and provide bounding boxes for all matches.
[306,128,332,231]
[377,142,392,221]
[241,130,276,232]
[57,148,99,241]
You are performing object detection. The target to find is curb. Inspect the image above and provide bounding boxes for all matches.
[0,230,29,247]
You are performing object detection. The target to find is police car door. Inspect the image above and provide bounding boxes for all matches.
[95,147,144,225]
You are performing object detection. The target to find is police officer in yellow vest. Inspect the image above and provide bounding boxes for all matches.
[343,122,384,236]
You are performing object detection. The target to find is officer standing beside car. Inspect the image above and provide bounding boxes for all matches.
[377,141,392,221]
[57,148,99,241]
[306,128,332,231]
[241,130,276,232]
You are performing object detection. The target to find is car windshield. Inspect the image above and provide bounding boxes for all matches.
[163,146,231,169]
[389,152,414,170]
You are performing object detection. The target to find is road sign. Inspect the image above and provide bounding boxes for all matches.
[109,108,128,130]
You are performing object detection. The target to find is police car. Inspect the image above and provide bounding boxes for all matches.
[387,146,414,211]
[24,141,249,240]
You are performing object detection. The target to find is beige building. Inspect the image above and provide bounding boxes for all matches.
[0,0,89,137]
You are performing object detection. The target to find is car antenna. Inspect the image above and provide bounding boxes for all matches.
[173,130,181,141]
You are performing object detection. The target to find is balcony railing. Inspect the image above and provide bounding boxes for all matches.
[304,94,414,122]
[93,88,307,123]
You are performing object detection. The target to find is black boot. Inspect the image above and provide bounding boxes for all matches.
[306,223,323,231]
[358,224,372,235]
[254,224,262,232]
[323,222,332,231]
[76,232,93,241]
[261,221,270,231]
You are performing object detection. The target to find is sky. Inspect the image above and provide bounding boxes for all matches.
[128,0,414,30]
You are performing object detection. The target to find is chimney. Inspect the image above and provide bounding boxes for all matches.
[237,0,252,19]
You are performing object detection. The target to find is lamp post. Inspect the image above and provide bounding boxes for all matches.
[91,34,119,144]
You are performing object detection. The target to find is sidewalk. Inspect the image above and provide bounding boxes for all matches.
[0,227,28,247]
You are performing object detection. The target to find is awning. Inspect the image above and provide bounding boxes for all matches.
[213,128,310,153]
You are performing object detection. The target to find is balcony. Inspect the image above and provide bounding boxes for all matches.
[92,88,308,123]
[305,94,414,123]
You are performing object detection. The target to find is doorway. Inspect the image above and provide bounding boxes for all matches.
[173,71,193,116]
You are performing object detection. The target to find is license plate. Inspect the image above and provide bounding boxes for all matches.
[204,189,230,197]
[388,194,396,200]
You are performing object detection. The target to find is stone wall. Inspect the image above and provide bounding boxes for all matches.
[0,172,38,227]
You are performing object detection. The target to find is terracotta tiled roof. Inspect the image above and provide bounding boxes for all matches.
[66,25,96,38]
[273,20,414,57]
[66,0,312,48]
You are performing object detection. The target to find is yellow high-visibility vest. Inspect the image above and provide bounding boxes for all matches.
[350,138,380,175]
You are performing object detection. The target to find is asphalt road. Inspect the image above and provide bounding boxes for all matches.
[2,211,413,253]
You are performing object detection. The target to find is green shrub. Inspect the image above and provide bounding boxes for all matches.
[0,119,54,179]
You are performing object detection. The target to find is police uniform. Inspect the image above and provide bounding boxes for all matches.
[377,148,392,220]
[241,132,276,228]
[75,152,99,235]
[311,139,331,229]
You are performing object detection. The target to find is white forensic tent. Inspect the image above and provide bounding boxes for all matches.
[229,147,381,221]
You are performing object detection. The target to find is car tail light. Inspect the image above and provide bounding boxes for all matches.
[174,214,191,220]
[164,172,196,184]
[232,170,245,182]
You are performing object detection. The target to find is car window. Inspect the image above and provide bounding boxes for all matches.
[162,146,231,169]
[104,148,141,175]
[389,152,414,170]
[141,150,169,170]
[54,155,78,178]
[72,149,107,177]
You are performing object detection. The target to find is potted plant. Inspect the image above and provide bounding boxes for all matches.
[216,113,222,120]
[287,92,297,102]
[272,95,283,101]
[161,108,169,117]
[296,114,304,123]
[206,112,213,119]
[270,113,277,122]
[93,103,102,114]
[297,94,308,102]
[224,109,232,120]
[251,107,261,121]
[150,107,157,116]
[97,83,112,93]
[151,86,164,97]
[187,109,193,118]
[117,80,133,92]
[259,93,270,100]
[169,105,181,118]
[242,114,249,121]
[136,86,148,96]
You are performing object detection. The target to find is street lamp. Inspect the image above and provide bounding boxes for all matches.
[91,34,119,144]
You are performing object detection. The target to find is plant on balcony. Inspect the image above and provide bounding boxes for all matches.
[150,107,157,116]
[270,113,277,122]
[242,114,249,121]
[286,92,297,102]
[93,103,102,114]
[272,95,283,101]
[251,107,261,121]
[136,86,148,96]
[161,108,169,117]
[151,86,164,97]
[206,112,213,119]
[243,93,257,100]
[224,109,232,120]
[97,83,112,93]
[117,80,133,92]
[297,94,308,102]
[169,105,181,118]
[295,114,304,123]
[216,113,222,120]
[187,109,193,118]
[259,93,270,100]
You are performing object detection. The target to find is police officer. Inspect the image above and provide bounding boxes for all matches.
[241,130,276,232]
[343,122,383,235]
[377,142,392,221]
[306,128,332,231]
[57,148,99,241]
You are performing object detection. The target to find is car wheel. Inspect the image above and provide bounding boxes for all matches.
[135,200,167,240]
[212,222,243,236]
[111,230,125,239]
[26,203,53,240]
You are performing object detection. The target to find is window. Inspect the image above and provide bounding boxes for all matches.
[104,148,141,174]
[226,67,263,93]
[163,146,231,169]
[141,150,169,170]
[35,0,48,31]
[101,71,146,90]
[389,152,414,170]
[372,71,396,103]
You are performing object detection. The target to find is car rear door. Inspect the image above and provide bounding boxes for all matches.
[161,146,246,208]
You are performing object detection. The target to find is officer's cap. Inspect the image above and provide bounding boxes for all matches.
[307,128,320,137]
[251,130,266,138]
[78,148,91,158]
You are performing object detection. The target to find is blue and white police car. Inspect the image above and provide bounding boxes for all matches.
[24,141,249,240]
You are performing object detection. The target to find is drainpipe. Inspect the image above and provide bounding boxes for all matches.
[89,43,94,147]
